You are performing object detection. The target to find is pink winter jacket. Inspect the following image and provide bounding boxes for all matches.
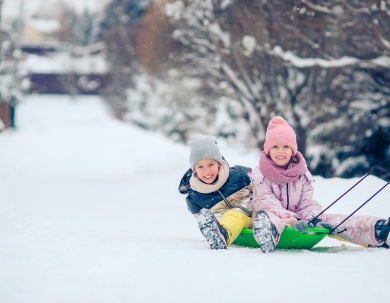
[250,152,323,222]
[250,166,322,221]
[250,152,383,247]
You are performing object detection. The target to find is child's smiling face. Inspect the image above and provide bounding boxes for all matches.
[269,144,293,168]
[194,159,220,183]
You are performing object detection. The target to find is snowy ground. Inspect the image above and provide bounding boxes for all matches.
[0,95,389,303]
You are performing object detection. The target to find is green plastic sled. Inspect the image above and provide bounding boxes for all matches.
[232,227,329,249]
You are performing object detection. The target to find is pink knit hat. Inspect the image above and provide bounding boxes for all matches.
[263,116,297,155]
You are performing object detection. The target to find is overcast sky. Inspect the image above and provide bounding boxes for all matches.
[2,0,113,20]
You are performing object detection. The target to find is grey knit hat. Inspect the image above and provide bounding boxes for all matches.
[189,134,223,170]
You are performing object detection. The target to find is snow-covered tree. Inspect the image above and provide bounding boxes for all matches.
[67,10,100,47]
[96,0,390,178]
[99,0,154,118]
[124,71,215,142]
[0,22,28,128]
[161,0,390,178]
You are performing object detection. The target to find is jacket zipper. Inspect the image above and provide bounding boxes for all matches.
[286,184,290,210]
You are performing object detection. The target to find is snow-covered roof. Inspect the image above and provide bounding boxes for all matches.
[22,52,108,74]
[27,18,60,35]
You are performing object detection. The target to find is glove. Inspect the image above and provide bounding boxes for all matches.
[293,220,309,233]
[315,221,336,235]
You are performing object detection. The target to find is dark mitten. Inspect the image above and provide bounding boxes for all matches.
[375,219,390,245]
[309,217,322,227]
[293,220,309,233]
[315,221,336,235]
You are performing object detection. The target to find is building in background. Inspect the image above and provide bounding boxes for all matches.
[18,17,109,95]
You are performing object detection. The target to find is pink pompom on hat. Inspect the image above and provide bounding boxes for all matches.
[263,116,298,155]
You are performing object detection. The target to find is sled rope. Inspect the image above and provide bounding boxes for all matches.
[331,181,390,234]
[217,189,253,217]
[309,154,390,224]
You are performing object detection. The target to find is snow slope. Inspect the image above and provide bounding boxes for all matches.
[0,95,389,303]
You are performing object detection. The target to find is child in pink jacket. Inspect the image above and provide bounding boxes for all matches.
[251,116,390,253]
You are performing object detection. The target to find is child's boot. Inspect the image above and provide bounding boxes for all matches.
[197,208,228,250]
[375,218,390,247]
[253,211,277,253]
